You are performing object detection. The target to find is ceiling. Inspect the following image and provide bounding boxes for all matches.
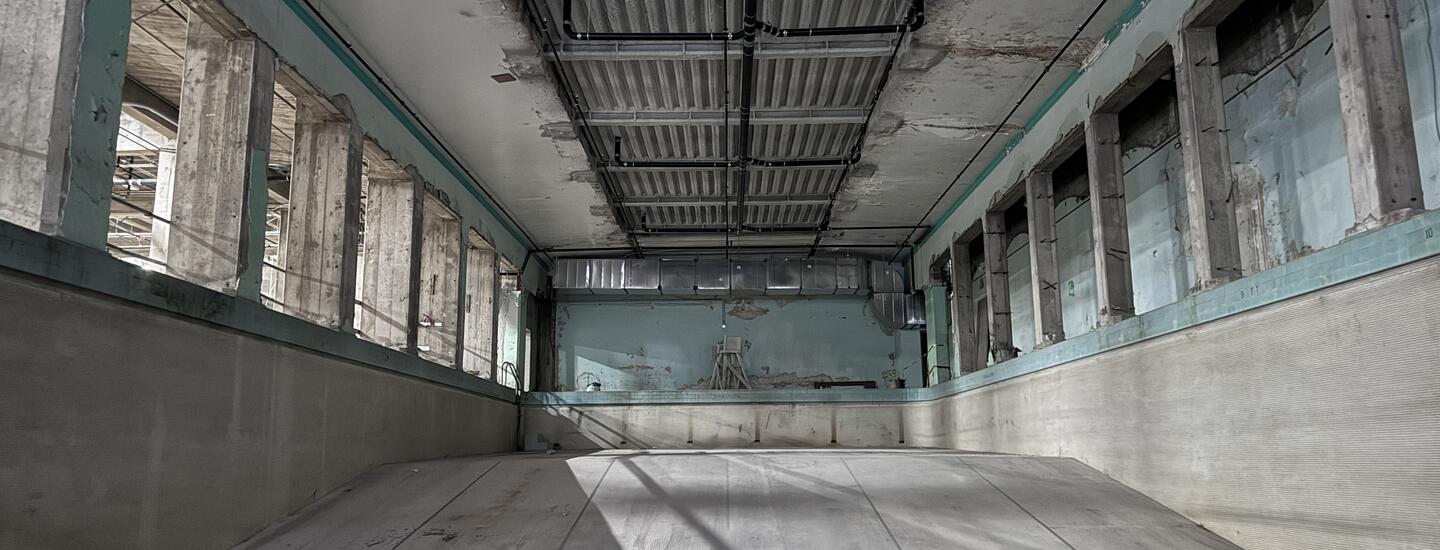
[309,0,1136,259]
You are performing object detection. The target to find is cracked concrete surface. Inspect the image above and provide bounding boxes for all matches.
[238,450,1242,550]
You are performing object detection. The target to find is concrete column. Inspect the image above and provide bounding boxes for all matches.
[497,276,521,384]
[417,197,461,367]
[515,289,531,390]
[1329,0,1426,231]
[261,206,288,305]
[948,238,979,375]
[452,228,469,369]
[488,265,504,380]
[1174,28,1243,290]
[1085,114,1136,325]
[358,173,420,350]
[0,0,129,248]
[148,139,178,268]
[281,99,363,329]
[462,237,498,378]
[1025,172,1065,348]
[923,285,951,385]
[166,16,275,296]
[982,211,1018,363]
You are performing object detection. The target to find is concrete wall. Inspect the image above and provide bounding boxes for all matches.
[529,253,1440,550]
[1403,0,1440,202]
[925,253,1440,550]
[556,297,922,391]
[0,269,518,549]
[526,402,918,450]
[1222,0,1354,262]
[1123,139,1194,313]
[212,0,549,291]
[912,0,1440,289]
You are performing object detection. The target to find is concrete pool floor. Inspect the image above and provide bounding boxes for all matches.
[238,449,1240,549]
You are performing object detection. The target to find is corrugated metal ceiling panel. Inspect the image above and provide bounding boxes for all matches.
[542,0,911,235]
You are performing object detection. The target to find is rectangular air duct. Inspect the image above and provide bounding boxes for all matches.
[696,258,730,295]
[768,258,803,295]
[836,258,863,295]
[624,259,660,295]
[553,259,590,294]
[732,259,767,296]
[870,262,907,293]
[801,258,836,295]
[554,256,898,300]
[590,259,626,294]
[660,259,696,295]
[870,291,926,331]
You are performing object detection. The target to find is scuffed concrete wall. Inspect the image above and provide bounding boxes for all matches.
[927,254,1440,550]
[912,0,1440,292]
[555,297,922,391]
[526,402,921,450]
[1222,0,1353,263]
[529,256,1440,549]
[0,270,518,550]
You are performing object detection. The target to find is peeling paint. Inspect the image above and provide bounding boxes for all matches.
[900,41,948,71]
[557,298,921,391]
[500,47,547,79]
[680,371,854,390]
[950,38,1096,64]
[904,116,1021,140]
[540,121,577,140]
[726,299,769,320]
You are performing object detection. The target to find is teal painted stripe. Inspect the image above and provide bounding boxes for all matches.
[279,0,540,262]
[526,388,925,406]
[527,208,1440,406]
[915,0,1151,250]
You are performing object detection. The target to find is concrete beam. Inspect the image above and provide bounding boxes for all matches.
[166,16,275,296]
[462,235,498,378]
[281,98,363,329]
[147,139,178,266]
[923,285,951,385]
[543,40,897,61]
[1329,0,1427,232]
[584,108,869,127]
[358,172,420,351]
[1174,28,1243,290]
[1025,172,1065,348]
[417,197,462,367]
[1084,114,1136,326]
[0,0,128,249]
[982,210,1018,363]
[948,236,979,375]
[619,195,830,207]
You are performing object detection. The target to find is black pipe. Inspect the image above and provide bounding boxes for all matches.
[608,136,853,169]
[562,0,735,41]
[752,156,858,168]
[562,0,928,245]
[757,0,925,38]
[562,0,926,41]
[545,243,911,253]
[735,0,759,230]
[807,4,917,257]
[524,0,644,257]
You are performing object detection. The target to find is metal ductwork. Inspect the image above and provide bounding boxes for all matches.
[553,256,923,330]
[865,261,924,331]
[869,291,926,332]
[553,256,867,297]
